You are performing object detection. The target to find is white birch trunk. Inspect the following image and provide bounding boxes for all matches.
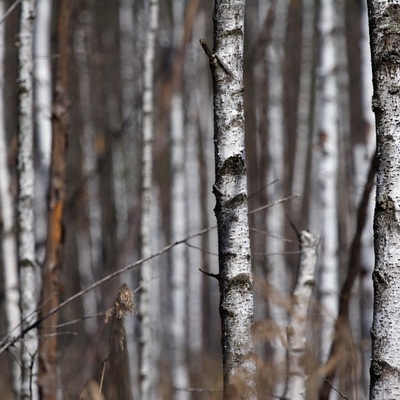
[207,1,256,397]
[138,1,159,398]
[0,1,20,395]
[310,0,339,364]
[33,0,52,264]
[17,1,39,399]
[185,38,203,357]
[170,92,189,400]
[265,3,288,391]
[33,0,52,169]
[367,1,400,397]
[285,231,318,400]
[170,2,189,397]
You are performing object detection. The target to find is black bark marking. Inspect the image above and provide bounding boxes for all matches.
[220,154,245,176]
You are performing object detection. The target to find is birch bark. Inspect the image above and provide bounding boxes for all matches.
[33,0,52,264]
[16,1,38,399]
[285,231,318,400]
[138,1,159,398]
[265,3,288,393]
[367,1,400,398]
[309,0,339,364]
[0,1,20,395]
[170,2,189,398]
[205,0,256,398]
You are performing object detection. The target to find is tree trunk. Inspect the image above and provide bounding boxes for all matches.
[285,231,318,400]
[74,1,101,335]
[367,1,400,398]
[139,0,159,398]
[33,0,52,265]
[16,1,38,399]
[38,1,71,399]
[203,0,257,398]
[309,0,339,365]
[0,1,20,396]
[265,2,288,394]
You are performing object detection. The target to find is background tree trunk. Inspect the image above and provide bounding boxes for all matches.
[139,0,159,398]
[17,1,38,399]
[38,1,71,399]
[0,1,20,396]
[285,230,318,400]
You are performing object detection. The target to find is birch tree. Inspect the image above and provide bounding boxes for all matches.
[0,1,20,395]
[285,231,318,400]
[33,0,52,265]
[265,3,289,392]
[139,0,159,398]
[309,0,339,365]
[170,2,189,398]
[201,0,256,397]
[367,1,400,398]
[16,1,38,398]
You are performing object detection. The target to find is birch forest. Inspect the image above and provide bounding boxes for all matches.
[0,0,378,399]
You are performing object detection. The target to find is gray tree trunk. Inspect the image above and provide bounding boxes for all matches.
[367,1,400,398]
[203,0,257,398]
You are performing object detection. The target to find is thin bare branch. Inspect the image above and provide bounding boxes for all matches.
[0,0,21,25]
[0,226,215,355]
[248,194,300,215]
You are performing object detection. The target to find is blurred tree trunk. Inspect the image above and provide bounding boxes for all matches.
[16,1,38,399]
[367,1,400,398]
[74,1,100,335]
[139,0,159,398]
[357,1,375,393]
[170,2,189,399]
[33,0,52,264]
[205,0,257,398]
[265,2,288,394]
[38,1,71,398]
[0,1,20,396]
[285,231,318,400]
[309,0,339,365]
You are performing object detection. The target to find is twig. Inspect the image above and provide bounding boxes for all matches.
[199,268,220,280]
[324,378,349,400]
[199,38,232,77]
[248,194,300,215]
[174,386,222,392]
[0,0,21,25]
[0,226,215,355]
